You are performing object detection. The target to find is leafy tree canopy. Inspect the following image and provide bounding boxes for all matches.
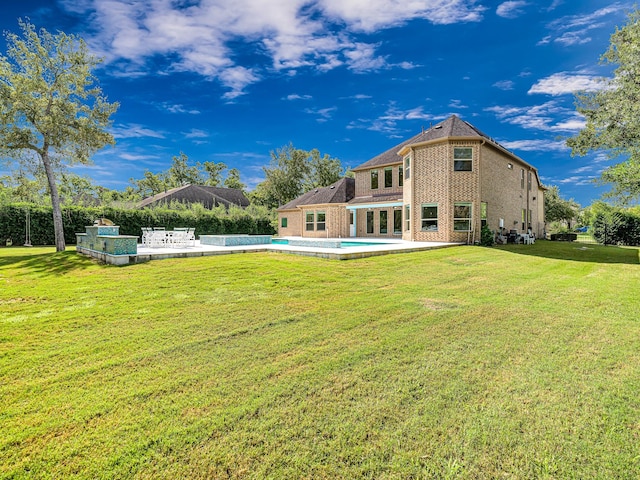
[0,20,118,250]
[251,143,345,209]
[566,9,640,205]
[130,153,242,198]
[544,185,580,224]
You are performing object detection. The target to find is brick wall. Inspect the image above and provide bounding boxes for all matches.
[277,209,302,236]
[480,145,545,237]
[406,141,480,242]
[354,163,403,197]
[298,205,350,238]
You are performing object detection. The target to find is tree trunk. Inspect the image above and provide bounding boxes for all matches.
[41,150,66,252]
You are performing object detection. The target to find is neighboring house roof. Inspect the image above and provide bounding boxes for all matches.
[352,114,522,171]
[278,177,355,210]
[138,184,249,209]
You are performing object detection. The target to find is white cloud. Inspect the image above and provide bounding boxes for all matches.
[60,0,487,98]
[119,153,161,161]
[485,102,585,132]
[499,139,568,152]
[493,80,515,90]
[304,106,337,122]
[528,72,604,96]
[110,123,166,139]
[183,129,209,139]
[496,1,528,19]
[448,99,468,109]
[159,103,201,114]
[349,104,446,135]
[318,0,485,31]
[285,94,313,101]
[540,3,627,46]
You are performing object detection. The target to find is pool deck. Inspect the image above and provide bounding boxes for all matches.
[91,237,462,265]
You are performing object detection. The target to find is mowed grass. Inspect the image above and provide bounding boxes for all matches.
[1,242,639,479]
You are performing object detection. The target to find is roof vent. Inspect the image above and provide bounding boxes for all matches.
[434,125,442,129]
[330,186,335,189]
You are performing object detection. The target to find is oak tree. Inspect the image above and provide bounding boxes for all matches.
[0,20,118,250]
[567,9,640,204]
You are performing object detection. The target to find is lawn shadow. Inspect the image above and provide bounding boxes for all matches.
[495,239,639,265]
[0,248,97,276]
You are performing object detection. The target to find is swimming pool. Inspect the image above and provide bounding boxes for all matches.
[272,239,393,248]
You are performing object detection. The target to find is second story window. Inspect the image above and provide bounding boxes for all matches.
[454,147,473,171]
[404,156,411,180]
[399,166,403,186]
[521,169,525,189]
[371,169,379,189]
[384,167,393,188]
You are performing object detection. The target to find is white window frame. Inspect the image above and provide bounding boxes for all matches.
[316,211,326,231]
[305,212,314,231]
[421,204,438,232]
[454,147,473,172]
[453,203,472,232]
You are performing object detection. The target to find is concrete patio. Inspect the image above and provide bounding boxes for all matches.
[78,237,461,265]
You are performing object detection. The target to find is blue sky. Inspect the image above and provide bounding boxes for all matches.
[0,0,632,206]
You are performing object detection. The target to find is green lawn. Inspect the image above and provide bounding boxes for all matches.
[1,242,639,479]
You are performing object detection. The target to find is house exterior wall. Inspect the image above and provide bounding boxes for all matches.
[404,140,481,243]
[277,209,303,236]
[299,205,350,238]
[354,164,403,198]
[277,133,545,243]
[480,145,545,238]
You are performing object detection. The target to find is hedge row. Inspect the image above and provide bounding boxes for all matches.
[592,210,640,246]
[0,203,276,246]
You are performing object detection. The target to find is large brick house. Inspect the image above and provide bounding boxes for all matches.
[277,115,545,243]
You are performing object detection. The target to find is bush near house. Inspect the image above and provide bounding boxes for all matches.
[0,203,275,246]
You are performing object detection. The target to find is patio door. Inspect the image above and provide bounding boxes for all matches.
[349,211,356,237]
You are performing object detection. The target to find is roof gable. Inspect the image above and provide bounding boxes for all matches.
[352,115,491,171]
[278,177,355,210]
[137,184,249,209]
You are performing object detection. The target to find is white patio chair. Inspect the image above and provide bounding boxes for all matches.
[141,227,152,246]
[150,230,167,248]
[186,228,196,247]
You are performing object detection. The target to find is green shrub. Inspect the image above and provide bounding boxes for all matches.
[480,225,494,246]
[0,203,276,246]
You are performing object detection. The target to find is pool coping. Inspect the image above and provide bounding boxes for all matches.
[77,237,462,265]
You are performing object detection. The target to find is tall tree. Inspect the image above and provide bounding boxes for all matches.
[544,185,580,226]
[262,143,311,207]
[132,170,166,198]
[223,168,245,191]
[202,161,227,186]
[165,152,203,187]
[0,20,118,250]
[304,148,343,190]
[254,144,344,209]
[566,9,640,205]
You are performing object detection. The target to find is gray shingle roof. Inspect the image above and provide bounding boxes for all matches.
[278,177,355,210]
[138,184,249,209]
[352,114,493,171]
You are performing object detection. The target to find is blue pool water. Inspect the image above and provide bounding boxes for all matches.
[271,239,391,248]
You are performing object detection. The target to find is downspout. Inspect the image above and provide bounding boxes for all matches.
[477,139,486,242]
[410,147,415,242]
[526,166,532,232]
